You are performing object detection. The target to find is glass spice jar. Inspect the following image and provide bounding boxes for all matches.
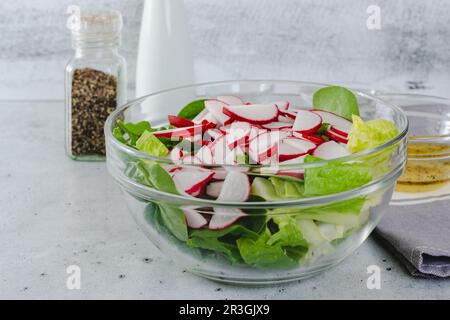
[65,10,127,161]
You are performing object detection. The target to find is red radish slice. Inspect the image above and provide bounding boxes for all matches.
[170,147,184,164]
[212,169,227,181]
[280,154,307,165]
[293,110,323,134]
[195,146,214,164]
[217,95,244,106]
[152,124,206,139]
[192,110,218,126]
[217,171,251,202]
[275,101,290,111]
[330,125,349,138]
[325,130,349,144]
[293,132,324,145]
[280,110,297,120]
[182,207,208,229]
[278,114,295,123]
[312,110,352,135]
[278,138,316,162]
[172,169,215,196]
[248,131,280,164]
[209,135,232,165]
[168,115,195,128]
[223,104,279,125]
[182,155,202,165]
[204,129,223,141]
[209,208,246,230]
[313,141,350,159]
[262,122,293,130]
[205,99,231,125]
[206,181,224,198]
[224,146,245,165]
[226,121,251,148]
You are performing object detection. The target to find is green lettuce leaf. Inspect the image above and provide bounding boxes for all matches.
[303,155,372,196]
[136,131,170,157]
[347,115,398,154]
[267,216,308,248]
[313,86,359,120]
[236,229,298,269]
[116,119,153,146]
[268,177,304,199]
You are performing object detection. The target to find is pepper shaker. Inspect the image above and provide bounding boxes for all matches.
[65,10,127,161]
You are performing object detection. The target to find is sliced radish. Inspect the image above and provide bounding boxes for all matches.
[212,169,227,180]
[279,110,297,120]
[192,109,218,126]
[278,114,295,123]
[182,155,202,165]
[172,168,215,196]
[204,99,230,125]
[262,122,293,130]
[278,138,315,162]
[217,95,244,106]
[195,145,214,165]
[206,181,224,198]
[223,104,279,125]
[293,132,324,145]
[224,145,245,165]
[170,147,184,164]
[182,207,208,229]
[168,115,195,128]
[292,110,323,134]
[217,171,251,202]
[324,130,349,144]
[313,141,350,160]
[226,121,251,148]
[248,131,280,164]
[209,208,246,230]
[330,125,349,138]
[275,101,290,111]
[152,124,207,139]
[312,110,352,136]
[209,135,232,165]
[204,129,223,141]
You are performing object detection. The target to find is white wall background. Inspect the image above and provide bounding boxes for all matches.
[1,0,449,100]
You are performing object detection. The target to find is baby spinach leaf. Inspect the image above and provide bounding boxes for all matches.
[177,99,206,120]
[117,119,153,146]
[158,204,188,242]
[136,160,178,195]
[313,86,359,120]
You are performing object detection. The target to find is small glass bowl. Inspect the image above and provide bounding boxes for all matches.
[379,94,450,205]
[105,81,408,284]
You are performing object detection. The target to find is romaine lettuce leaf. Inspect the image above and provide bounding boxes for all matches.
[303,155,372,196]
[136,131,170,157]
[347,115,398,154]
[236,229,298,269]
[267,216,308,248]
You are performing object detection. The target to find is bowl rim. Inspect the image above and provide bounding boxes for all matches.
[105,79,408,171]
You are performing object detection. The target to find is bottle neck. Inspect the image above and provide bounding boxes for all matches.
[72,32,121,58]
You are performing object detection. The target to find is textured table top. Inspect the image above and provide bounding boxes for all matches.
[0,100,448,300]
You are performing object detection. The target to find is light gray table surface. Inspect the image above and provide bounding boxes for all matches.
[1,100,448,300]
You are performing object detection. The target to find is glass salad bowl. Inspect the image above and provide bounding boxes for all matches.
[105,80,408,285]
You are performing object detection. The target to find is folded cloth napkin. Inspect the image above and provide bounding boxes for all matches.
[375,199,450,278]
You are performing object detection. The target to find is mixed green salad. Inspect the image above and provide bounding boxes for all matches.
[113,86,399,269]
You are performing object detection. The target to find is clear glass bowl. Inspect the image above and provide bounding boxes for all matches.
[105,80,408,285]
[378,94,450,204]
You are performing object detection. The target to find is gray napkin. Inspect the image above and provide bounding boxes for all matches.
[375,200,450,278]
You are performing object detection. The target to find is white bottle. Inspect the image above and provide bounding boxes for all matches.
[135,0,194,103]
